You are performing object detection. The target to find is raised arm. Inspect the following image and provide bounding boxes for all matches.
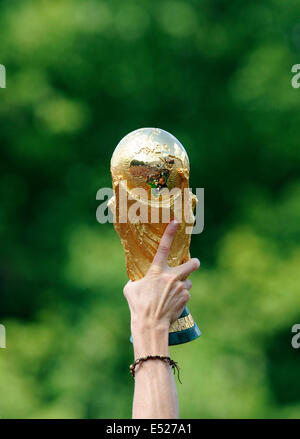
[123,220,200,419]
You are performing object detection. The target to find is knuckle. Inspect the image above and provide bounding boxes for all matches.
[123,281,132,297]
[148,265,161,276]
[174,281,184,292]
[182,290,191,302]
[159,244,169,254]
[165,229,174,237]
[165,272,177,284]
[186,279,192,289]
[185,261,197,275]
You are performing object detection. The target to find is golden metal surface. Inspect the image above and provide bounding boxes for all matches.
[108,127,198,334]
[111,127,190,201]
[169,314,195,333]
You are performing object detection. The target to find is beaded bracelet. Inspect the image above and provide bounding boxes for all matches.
[129,355,182,384]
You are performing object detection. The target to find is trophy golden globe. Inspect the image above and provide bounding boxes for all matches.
[108,127,201,345]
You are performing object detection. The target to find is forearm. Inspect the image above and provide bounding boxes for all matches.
[131,323,179,419]
[124,222,199,419]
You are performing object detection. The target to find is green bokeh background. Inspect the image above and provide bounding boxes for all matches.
[0,0,300,418]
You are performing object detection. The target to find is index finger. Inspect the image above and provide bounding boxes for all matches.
[151,220,179,268]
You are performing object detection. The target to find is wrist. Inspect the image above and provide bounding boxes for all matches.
[131,320,170,359]
[131,316,170,333]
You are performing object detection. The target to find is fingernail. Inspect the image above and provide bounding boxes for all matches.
[194,258,200,268]
[169,221,175,230]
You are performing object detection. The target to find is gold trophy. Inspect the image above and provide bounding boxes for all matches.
[108,127,201,345]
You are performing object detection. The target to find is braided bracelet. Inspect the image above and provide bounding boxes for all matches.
[129,355,182,384]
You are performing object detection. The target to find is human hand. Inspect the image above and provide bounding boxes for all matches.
[123,220,200,333]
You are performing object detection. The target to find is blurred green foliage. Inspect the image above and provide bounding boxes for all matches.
[0,0,300,418]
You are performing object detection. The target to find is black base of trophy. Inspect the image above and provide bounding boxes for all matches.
[168,306,201,346]
[168,321,201,345]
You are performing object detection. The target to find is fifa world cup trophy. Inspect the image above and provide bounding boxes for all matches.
[108,127,201,345]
